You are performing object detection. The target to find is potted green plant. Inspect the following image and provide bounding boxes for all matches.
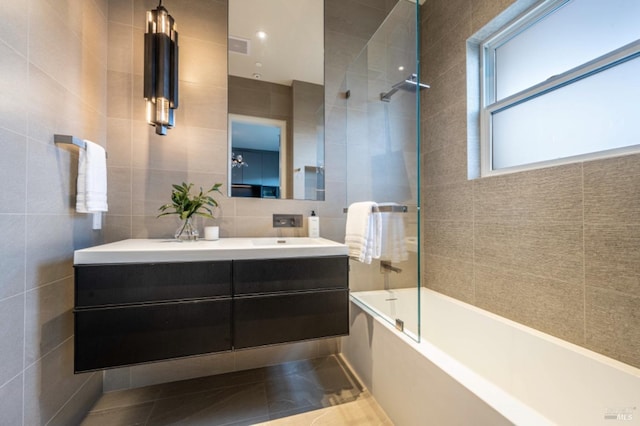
[157,182,223,241]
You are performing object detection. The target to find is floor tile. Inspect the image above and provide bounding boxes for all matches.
[79,355,392,426]
[80,402,154,426]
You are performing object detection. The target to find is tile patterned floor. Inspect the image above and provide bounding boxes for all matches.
[80,355,393,426]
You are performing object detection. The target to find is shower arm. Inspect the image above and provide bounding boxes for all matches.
[380,73,430,102]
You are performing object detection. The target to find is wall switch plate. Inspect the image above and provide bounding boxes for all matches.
[273,214,303,228]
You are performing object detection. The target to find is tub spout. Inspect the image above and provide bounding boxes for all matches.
[381,261,402,274]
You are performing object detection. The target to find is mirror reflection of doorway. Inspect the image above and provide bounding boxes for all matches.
[228,114,287,198]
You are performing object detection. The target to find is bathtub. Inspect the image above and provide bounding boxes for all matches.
[343,288,640,426]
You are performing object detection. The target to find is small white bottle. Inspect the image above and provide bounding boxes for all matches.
[308,210,320,238]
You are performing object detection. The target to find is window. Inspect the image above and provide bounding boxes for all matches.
[480,0,640,176]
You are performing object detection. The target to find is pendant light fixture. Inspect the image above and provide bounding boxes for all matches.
[144,0,179,135]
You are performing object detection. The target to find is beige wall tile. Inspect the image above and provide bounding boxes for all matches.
[181,37,227,89]
[0,215,25,300]
[103,367,131,392]
[584,153,640,225]
[106,117,132,168]
[108,0,133,25]
[24,277,74,365]
[0,0,28,55]
[586,286,640,368]
[424,181,473,222]
[81,46,108,114]
[82,0,108,67]
[107,166,132,216]
[325,0,390,42]
[424,220,473,260]
[26,139,75,215]
[0,43,28,135]
[422,18,470,81]
[471,0,517,34]
[0,375,23,424]
[27,65,66,143]
[475,221,583,285]
[585,223,640,296]
[107,70,133,120]
[29,0,83,95]
[324,31,368,74]
[423,60,466,123]
[181,82,227,130]
[49,372,102,426]
[422,0,472,46]
[23,339,94,426]
[0,294,24,387]
[424,254,474,303]
[474,163,583,224]
[108,22,133,74]
[320,217,347,243]
[25,214,75,290]
[42,0,84,36]
[0,129,27,214]
[423,140,468,186]
[104,214,132,243]
[475,265,584,345]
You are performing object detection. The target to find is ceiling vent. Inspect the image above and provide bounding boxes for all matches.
[229,36,250,55]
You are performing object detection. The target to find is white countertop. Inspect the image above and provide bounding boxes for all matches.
[74,237,349,265]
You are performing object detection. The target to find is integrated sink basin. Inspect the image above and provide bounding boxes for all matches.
[74,237,348,264]
[251,237,328,246]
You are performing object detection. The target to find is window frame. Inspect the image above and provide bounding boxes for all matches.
[479,0,640,177]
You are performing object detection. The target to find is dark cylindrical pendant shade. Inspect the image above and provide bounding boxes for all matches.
[144,3,178,136]
[143,33,156,99]
[170,38,179,108]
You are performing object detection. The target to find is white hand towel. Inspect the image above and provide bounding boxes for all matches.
[345,201,381,264]
[76,140,108,213]
[378,202,408,263]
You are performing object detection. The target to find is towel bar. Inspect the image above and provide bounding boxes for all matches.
[343,205,408,213]
[54,134,108,158]
[54,134,87,149]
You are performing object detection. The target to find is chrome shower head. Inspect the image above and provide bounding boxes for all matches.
[380,74,430,102]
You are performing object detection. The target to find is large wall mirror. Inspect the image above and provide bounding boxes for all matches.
[228,0,324,200]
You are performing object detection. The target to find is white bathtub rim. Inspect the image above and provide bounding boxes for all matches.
[349,295,555,426]
[354,287,640,379]
[421,288,640,379]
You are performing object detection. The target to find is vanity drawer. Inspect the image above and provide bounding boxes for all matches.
[75,261,232,307]
[233,256,348,295]
[74,298,232,372]
[234,289,349,349]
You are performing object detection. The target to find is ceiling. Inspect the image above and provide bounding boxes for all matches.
[228,0,324,86]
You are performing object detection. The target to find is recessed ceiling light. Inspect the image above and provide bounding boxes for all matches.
[256,31,267,40]
[398,66,405,71]
[255,62,263,68]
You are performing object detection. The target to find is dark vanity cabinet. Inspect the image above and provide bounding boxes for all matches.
[73,255,349,373]
[233,256,349,348]
[74,261,233,372]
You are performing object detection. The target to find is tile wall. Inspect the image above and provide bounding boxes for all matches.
[0,0,108,424]
[420,0,640,369]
